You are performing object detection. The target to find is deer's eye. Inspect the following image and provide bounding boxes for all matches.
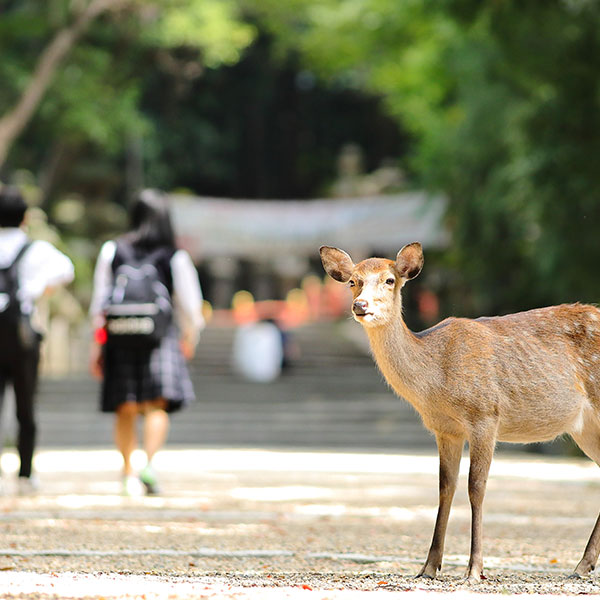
[385,278,395,286]
[348,280,356,288]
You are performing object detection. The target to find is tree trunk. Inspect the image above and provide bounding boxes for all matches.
[0,0,126,169]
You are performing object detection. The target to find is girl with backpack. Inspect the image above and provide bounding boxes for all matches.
[89,189,205,496]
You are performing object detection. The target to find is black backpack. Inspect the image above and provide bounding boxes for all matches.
[0,241,35,359]
[104,242,174,349]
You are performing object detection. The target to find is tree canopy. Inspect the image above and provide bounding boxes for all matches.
[249,0,600,312]
[2,0,600,315]
[0,0,255,175]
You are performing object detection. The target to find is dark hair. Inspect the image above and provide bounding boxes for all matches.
[0,185,27,227]
[123,189,176,250]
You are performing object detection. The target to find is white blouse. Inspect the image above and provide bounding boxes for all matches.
[89,240,205,345]
[0,228,75,315]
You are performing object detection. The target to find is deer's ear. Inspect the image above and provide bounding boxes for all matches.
[396,242,424,280]
[320,246,354,283]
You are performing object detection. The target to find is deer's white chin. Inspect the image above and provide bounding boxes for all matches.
[354,312,378,325]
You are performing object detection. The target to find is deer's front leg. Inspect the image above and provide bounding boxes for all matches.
[417,434,464,579]
[465,422,497,582]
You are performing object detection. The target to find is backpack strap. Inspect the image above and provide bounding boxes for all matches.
[6,240,32,285]
[11,240,32,267]
[111,240,134,272]
[1,240,32,315]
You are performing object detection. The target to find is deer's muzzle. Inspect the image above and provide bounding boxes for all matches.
[353,299,369,316]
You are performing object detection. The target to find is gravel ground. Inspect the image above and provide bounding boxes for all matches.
[1,447,600,598]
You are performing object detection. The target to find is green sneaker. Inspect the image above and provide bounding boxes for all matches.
[139,465,161,495]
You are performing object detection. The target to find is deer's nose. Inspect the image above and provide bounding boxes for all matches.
[353,299,369,316]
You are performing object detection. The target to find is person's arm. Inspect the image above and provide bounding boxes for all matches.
[88,241,116,378]
[88,241,116,328]
[171,249,205,359]
[19,240,74,304]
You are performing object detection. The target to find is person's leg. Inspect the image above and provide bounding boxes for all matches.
[0,375,6,418]
[114,401,139,477]
[0,374,6,453]
[114,401,145,496]
[0,374,6,492]
[142,399,169,463]
[139,399,168,494]
[12,345,40,481]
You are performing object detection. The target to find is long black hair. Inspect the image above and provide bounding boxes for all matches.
[123,189,176,250]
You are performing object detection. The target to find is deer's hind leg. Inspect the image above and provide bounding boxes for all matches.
[570,422,600,577]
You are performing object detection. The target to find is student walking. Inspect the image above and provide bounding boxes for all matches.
[89,189,204,496]
[0,185,75,494]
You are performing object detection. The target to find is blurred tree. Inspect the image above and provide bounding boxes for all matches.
[5,0,600,318]
[0,0,124,167]
[0,0,256,171]
[0,0,256,300]
[1,1,404,204]
[248,0,600,314]
[141,30,406,198]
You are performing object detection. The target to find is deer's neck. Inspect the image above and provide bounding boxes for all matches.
[365,317,435,408]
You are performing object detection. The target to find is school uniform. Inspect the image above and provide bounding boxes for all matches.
[0,228,74,478]
[89,240,204,413]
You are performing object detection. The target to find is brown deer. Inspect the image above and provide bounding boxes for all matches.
[320,241,600,581]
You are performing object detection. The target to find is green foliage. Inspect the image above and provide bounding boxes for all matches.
[0,0,258,300]
[436,1,600,311]
[146,0,257,66]
[0,0,257,174]
[250,0,600,315]
[5,0,600,319]
[140,32,405,198]
[41,45,149,152]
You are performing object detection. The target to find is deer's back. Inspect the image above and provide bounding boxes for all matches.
[417,303,600,442]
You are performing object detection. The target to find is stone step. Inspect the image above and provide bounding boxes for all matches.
[33,377,433,451]
[2,322,437,452]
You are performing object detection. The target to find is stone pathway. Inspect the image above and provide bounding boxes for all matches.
[1,447,600,597]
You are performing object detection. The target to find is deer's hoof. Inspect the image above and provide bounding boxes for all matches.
[572,561,595,579]
[415,564,438,580]
[463,569,485,584]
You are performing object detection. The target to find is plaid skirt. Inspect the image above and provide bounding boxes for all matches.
[101,327,195,413]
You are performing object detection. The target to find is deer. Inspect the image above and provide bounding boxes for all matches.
[320,241,600,582]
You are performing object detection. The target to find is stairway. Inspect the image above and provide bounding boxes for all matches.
[31,322,436,452]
